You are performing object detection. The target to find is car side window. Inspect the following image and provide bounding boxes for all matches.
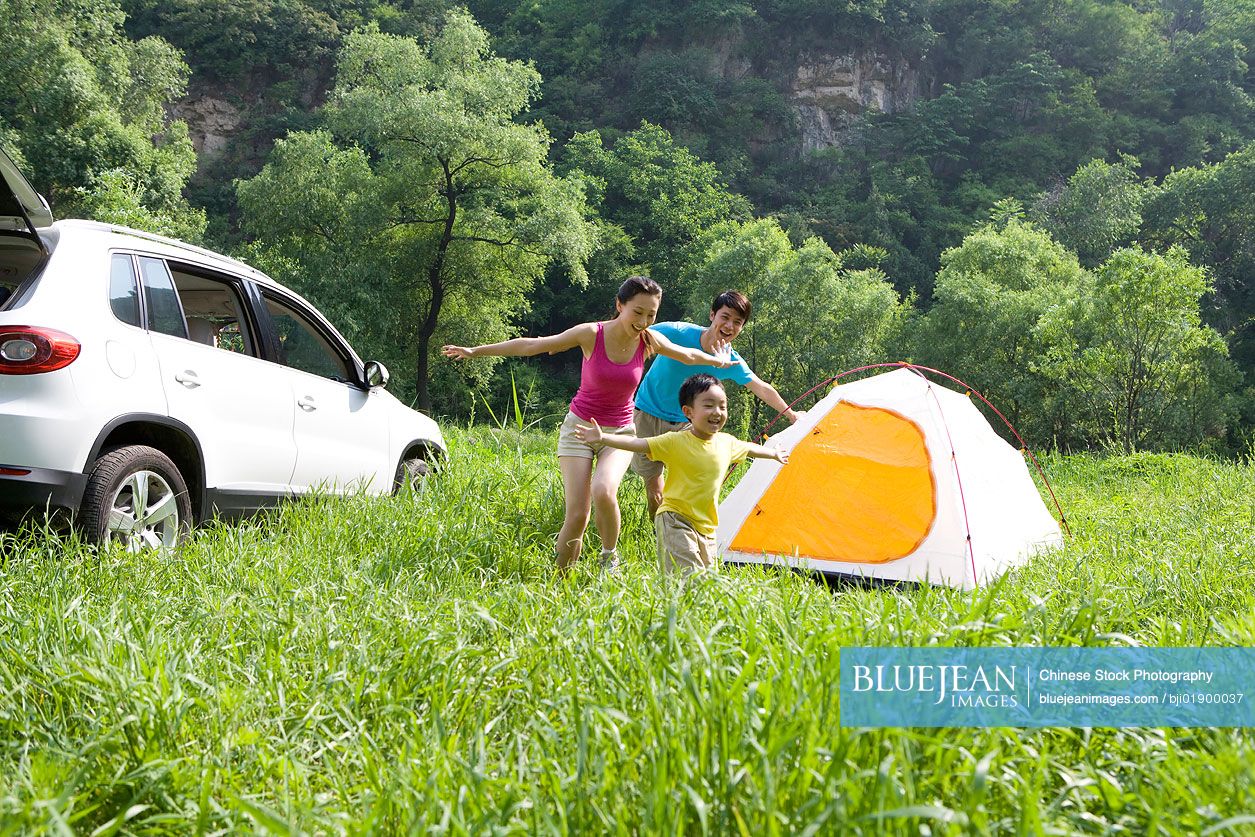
[263,293,354,383]
[137,257,187,339]
[109,254,141,327]
[167,265,258,357]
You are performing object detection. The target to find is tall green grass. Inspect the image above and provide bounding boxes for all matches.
[1,432,1253,833]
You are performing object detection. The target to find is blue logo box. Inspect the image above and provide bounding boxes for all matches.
[840,647,1255,727]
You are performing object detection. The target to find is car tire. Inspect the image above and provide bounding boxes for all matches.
[80,445,192,550]
[394,456,432,494]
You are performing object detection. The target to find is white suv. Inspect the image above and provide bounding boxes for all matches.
[0,148,445,548]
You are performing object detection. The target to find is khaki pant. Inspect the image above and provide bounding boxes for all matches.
[655,511,716,575]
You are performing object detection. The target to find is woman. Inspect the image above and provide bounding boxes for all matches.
[442,276,731,572]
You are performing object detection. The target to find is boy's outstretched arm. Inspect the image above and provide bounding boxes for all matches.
[573,419,652,454]
[746,442,789,464]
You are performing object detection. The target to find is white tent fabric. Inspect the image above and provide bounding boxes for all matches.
[717,368,1063,589]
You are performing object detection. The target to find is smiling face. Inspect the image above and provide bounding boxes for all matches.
[683,382,729,439]
[708,305,746,344]
[616,291,660,335]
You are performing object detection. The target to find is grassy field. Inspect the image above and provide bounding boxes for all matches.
[1,427,1253,833]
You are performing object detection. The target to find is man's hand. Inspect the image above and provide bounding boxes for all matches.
[441,345,475,359]
[573,419,603,444]
[709,336,736,368]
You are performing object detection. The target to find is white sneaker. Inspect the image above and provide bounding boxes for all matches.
[599,547,620,574]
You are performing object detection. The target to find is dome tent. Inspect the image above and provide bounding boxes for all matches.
[717,366,1064,589]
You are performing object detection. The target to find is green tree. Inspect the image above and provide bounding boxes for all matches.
[1032,155,1153,266]
[1040,246,1236,451]
[236,131,392,357]
[913,208,1088,444]
[685,218,911,433]
[122,0,341,82]
[239,11,595,411]
[562,122,751,312]
[0,0,203,238]
[1143,143,1255,374]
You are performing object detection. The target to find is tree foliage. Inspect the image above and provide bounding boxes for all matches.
[1142,142,1255,373]
[684,218,910,433]
[913,211,1089,444]
[1040,246,1237,451]
[239,11,596,411]
[0,0,204,238]
[1032,155,1152,266]
[122,0,356,82]
[562,122,752,314]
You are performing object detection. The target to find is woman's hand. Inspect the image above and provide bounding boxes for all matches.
[441,345,475,360]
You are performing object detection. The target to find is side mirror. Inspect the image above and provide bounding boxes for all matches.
[364,360,390,389]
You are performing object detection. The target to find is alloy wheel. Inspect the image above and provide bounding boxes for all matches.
[106,469,181,551]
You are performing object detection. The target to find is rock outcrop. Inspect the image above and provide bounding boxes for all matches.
[170,95,244,159]
[790,53,922,151]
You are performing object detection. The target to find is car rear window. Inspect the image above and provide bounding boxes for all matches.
[109,254,141,326]
[138,257,187,339]
[0,234,45,310]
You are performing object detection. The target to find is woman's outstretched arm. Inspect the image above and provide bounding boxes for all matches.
[647,329,734,368]
[443,323,595,360]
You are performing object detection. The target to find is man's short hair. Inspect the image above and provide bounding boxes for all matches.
[679,373,723,408]
[711,290,751,321]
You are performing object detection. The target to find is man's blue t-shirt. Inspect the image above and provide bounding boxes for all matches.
[636,322,754,423]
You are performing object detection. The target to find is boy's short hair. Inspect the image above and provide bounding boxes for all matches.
[679,374,723,408]
[710,290,751,321]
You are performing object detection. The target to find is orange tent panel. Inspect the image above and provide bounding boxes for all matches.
[730,402,936,563]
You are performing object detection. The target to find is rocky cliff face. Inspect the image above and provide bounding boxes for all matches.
[171,93,244,159]
[701,35,925,153]
[789,52,923,151]
[171,44,923,165]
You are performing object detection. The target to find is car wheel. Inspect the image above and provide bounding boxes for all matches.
[80,445,192,550]
[394,456,432,494]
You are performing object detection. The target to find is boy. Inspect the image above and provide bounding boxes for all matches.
[575,374,788,575]
[632,290,800,519]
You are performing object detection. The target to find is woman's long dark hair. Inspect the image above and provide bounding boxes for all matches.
[616,275,661,305]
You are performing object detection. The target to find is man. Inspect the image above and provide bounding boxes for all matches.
[631,289,800,518]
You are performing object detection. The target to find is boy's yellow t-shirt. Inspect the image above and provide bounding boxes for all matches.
[646,430,753,536]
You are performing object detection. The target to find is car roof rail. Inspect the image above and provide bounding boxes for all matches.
[69,219,276,285]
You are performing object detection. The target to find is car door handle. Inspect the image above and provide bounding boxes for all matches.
[297,396,317,411]
[174,370,201,388]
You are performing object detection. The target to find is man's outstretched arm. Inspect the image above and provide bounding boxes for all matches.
[747,376,800,423]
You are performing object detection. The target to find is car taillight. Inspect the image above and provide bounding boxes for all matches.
[0,326,81,374]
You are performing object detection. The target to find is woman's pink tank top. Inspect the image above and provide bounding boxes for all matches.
[569,322,646,427]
